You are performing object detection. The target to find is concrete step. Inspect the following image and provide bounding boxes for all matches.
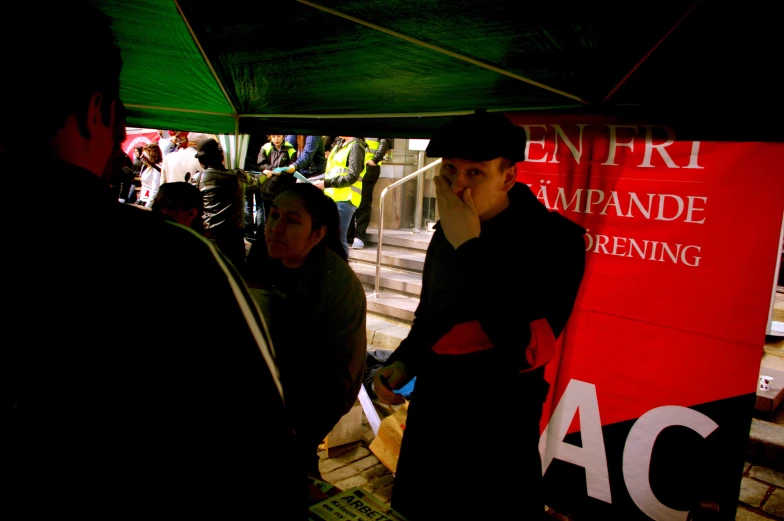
[747,417,784,468]
[363,228,434,253]
[765,335,784,358]
[748,353,784,470]
[349,243,426,272]
[758,354,784,416]
[351,262,422,297]
[363,284,419,325]
[757,367,784,417]
[366,314,411,350]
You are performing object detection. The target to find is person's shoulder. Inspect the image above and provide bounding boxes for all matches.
[229,168,250,178]
[116,204,194,250]
[504,183,584,239]
[509,183,556,222]
[324,249,365,294]
[119,203,197,241]
[152,219,240,279]
[116,199,156,223]
[348,140,368,155]
[511,185,585,248]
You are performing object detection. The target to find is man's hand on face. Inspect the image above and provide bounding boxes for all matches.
[433,174,480,249]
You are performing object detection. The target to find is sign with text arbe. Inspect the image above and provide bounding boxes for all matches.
[308,487,408,521]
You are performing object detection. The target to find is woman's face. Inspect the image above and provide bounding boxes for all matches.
[265,191,325,267]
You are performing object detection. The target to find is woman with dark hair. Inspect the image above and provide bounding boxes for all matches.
[245,183,367,479]
[138,143,163,207]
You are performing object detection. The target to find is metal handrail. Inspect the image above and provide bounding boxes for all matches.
[371,158,442,298]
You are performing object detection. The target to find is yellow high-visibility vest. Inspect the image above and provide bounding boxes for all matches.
[261,141,296,161]
[365,138,385,165]
[324,139,367,207]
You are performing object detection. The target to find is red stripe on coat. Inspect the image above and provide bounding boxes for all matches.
[430,318,555,371]
[430,320,494,355]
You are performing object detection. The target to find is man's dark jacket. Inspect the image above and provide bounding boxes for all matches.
[3,160,307,518]
[387,182,586,520]
[285,134,327,179]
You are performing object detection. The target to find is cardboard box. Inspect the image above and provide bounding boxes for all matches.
[324,401,364,451]
[368,402,408,473]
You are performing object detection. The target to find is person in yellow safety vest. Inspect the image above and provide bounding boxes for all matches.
[311,136,368,256]
[347,137,392,249]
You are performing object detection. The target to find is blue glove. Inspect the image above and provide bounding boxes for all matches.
[273,166,289,174]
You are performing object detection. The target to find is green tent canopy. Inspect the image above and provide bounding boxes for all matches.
[94,0,783,140]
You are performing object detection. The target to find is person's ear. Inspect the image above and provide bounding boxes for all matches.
[88,93,114,129]
[501,163,517,192]
[185,207,199,226]
[310,225,327,246]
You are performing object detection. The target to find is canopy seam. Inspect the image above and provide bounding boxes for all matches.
[174,0,238,116]
[297,0,589,106]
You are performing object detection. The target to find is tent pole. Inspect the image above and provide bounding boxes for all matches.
[238,106,580,119]
[234,117,240,169]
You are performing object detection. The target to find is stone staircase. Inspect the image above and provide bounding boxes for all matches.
[750,328,784,468]
[349,227,433,349]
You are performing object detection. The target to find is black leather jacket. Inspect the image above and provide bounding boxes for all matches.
[189,167,258,231]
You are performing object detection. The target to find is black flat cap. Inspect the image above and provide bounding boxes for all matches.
[194,137,221,159]
[426,112,527,163]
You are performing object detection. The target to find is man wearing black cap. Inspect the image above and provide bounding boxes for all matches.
[189,136,262,268]
[373,112,587,520]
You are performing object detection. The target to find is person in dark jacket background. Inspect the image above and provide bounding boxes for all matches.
[373,112,586,520]
[283,134,327,180]
[255,134,297,227]
[189,137,261,268]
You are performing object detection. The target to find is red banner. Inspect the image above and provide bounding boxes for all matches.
[507,113,784,520]
[121,129,159,157]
